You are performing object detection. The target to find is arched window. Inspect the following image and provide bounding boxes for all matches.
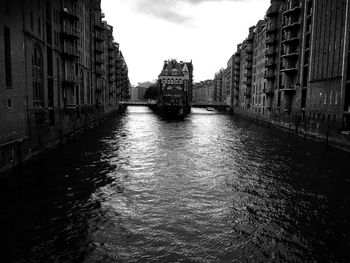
[33,46,43,107]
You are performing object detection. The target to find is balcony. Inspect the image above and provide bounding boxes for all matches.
[281,85,297,95]
[61,7,79,21]
[246,54,253,61]
[62,46,80,60]
[243,80,252,86]
[64,103,77,111]
[95,68,105,76]
[246,44,253,53]
[281,60,298,73]
[264,70,275,79]
[234,57,240,64]
[95,55,104,65]
[266,35,277,44]
[61,26,80,40]
[266,22,278,33]
[264,83,275,96]
[265,59,276,68]
[281,68,298,75]
[284,1,302,16]
[108,44,115,51]
[95,22,105,31]
[63,75,79,87]
[95,44,104,54]
[95,31,104,42]
[245,62,252,69]
[244,70,252,77]
[282,35,300,44]
[108,52,115,60]
[281,51,299,59]
[95,87,102,93]
[283,20,301,31]
[266,48,277,57]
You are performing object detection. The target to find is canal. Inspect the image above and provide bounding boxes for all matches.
[1,107,350,263]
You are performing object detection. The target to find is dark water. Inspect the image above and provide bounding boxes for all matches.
[1,107,350,263]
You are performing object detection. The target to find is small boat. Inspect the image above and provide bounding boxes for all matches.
[206,107,214,111]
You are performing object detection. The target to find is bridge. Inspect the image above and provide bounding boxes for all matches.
[119,101,230,108]
[119,101,156,106]
[190,102,230,108]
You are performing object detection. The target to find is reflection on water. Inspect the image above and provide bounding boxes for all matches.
[1,107,350,262]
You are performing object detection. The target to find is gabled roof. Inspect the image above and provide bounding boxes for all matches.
[160,59,192,77]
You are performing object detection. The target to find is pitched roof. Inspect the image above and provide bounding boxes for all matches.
[160,59,192,77]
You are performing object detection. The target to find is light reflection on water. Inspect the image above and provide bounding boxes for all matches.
[1,106,350,263]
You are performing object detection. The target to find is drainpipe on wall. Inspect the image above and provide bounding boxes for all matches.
[341,0,349,126]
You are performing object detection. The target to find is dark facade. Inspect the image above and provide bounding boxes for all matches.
[252,20,267,115]
[233,44,242,108]
[192,80,214,104]
[0,0,130,173]
[157,59,193,117]
[225,56,234,106]
[213,69,225,103]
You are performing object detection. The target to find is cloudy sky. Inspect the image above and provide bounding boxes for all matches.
[101,0,270,86]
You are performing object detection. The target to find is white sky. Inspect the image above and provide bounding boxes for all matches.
[101,0,270,86]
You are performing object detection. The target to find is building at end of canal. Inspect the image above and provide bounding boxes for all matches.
[0,0,131,174]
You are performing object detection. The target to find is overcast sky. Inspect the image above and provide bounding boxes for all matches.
[101,0,270,86]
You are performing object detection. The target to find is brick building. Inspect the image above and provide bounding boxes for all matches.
[0,0,28,150]
[192,80,214,104]
[0,0,130,173]
[252,20,268,115]
[213,69,225,103]
[225,56,234,106]
[226,0,350,149]
[232,44,242,110]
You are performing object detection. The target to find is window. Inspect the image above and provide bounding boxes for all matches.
[33,46,43,106]
[4,26,12,88]
[7,99,12,109]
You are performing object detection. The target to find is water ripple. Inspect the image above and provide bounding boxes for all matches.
[1,107,350,262]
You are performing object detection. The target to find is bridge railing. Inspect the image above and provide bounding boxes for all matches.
[119,100,230,108]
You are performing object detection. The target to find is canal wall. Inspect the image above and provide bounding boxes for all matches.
[0,107,125,176]
[233,109,350,153]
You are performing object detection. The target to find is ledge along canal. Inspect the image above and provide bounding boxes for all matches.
[1,107,350,262]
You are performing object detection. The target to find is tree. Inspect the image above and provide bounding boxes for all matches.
[144,84,159,100]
